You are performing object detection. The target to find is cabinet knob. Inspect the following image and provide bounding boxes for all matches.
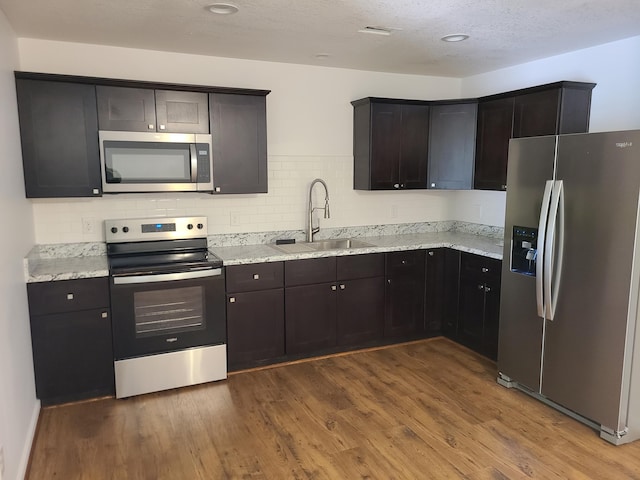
[428,251,434,256]
[485,286,491,293]
[331,285,337,291]
[482,267,489,273]
[400,184,405,188]
[92,188,100,195]
[159,124,166,130]
[66,293,74,300]
[229,297,236,303]
[148,124,155,130]
[253,274,260,280]
[339,284,345,290]
[101,311,108,318]
[501,184,507,190]
[387,279,392,284]
[478,284,484,290]
[215,187,221,192]
[431,183,436,188]
[401,260,407,264]
[394,183,400,189]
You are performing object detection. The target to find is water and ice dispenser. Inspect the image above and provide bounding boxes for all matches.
[511,226,538,276]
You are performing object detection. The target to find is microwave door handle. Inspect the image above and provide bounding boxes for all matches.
[190,144,198,182]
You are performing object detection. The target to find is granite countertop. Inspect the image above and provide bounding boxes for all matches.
[214,230,504,266]
[24,229,504,283]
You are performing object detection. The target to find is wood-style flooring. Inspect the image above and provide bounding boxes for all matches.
[27,338,640,479]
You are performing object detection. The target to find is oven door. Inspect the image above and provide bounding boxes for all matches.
[110,267,225,360]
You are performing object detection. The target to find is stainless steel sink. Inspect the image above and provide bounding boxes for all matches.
[272,238,372,254]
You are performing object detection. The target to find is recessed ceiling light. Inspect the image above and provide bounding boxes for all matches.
[441,34,469,42]
[207,3,239,15]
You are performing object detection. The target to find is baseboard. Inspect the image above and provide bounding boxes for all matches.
[17,400,40,480]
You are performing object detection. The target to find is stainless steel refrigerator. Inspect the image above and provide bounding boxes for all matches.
[498,129,640,445]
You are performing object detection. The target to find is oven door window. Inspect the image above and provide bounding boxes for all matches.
[134,285,205,337]
[104,141,192,184]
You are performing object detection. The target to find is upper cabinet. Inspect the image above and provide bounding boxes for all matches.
[209,93,268,194]
[16,78,102,198]
[474,81,595,191]
[96,86,209,133]
[14,72,270,198]
[427,102,477,190]
[353,98,429,190]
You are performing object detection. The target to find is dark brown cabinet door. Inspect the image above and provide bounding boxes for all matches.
[442,249,461,338]
[285,282,337,355]
[457,275,487,352]
[353,99,429,190]
[210,93,268,194]
[370,103,402,189]
[16,79,102,198]
[30,308,114,405]
[512,89,561,138]
[424,249,445,333]
[384,250,426,338]
[427,103,477,190]
[474,97,514,191]
[337,277,385,346]
[483,280,501,361]
[226,289,285,369]
[96,86,157,132]
[155,90,209,133]
[399,104,430,189]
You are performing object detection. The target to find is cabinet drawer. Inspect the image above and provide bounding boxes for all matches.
[226,262,284,293]
[337,253,385,280]
[27,277,110,316]
[386,250,426,275]
[285,257,336,287]
[460,252,501,280]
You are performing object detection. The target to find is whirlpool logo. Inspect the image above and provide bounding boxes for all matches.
[616,141,633,148]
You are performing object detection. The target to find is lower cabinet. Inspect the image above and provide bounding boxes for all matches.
[384,250,426,338]
[27,278,114,405]
[225,262,285,370]
[285,254,385,356]
[456,252,502,360]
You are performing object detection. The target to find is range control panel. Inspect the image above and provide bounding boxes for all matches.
[105,216,208,243]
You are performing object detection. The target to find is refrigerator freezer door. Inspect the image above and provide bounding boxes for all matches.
[542,130,640,432]
[498,135,556,392]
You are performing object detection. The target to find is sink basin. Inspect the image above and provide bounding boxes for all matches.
[272,238,372,254]
[308,238,373,250]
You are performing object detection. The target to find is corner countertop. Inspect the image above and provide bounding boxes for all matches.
[24,230,504,283]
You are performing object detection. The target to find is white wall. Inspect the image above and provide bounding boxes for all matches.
[18,39,463,244]
[0,10,38,480]
[450,35,640,226]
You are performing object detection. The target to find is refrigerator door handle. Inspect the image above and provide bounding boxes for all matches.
[545,180,565,321]
[537,180,555,318]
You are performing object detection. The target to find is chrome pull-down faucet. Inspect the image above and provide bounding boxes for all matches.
[307,178,330,243]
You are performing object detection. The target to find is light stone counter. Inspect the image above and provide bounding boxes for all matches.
[24,222,505,282]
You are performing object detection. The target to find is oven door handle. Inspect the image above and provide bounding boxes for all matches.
[112,268,222,285]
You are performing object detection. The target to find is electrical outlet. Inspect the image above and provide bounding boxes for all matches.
[0,445,5,480]
[82,217,96,234]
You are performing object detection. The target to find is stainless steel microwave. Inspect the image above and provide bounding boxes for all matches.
[99,131,213,193]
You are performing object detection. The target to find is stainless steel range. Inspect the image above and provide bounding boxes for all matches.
[105,216,226,398]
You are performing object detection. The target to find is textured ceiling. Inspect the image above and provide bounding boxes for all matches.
[1,0,640,76]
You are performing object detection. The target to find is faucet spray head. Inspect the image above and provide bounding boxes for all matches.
[324,198,330,218]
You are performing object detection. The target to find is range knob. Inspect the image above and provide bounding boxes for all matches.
[123,226,129,233]
[110,227,118,234]
[197,223,204,229]
[187,224,194,230]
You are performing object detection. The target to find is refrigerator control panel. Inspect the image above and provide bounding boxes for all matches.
[511,226,538,276]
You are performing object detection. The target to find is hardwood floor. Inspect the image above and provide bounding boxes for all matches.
[27,338,640,479]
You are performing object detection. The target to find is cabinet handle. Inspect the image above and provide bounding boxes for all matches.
[339,284,345,290]
[229,297,236,303]
[482,267,489,273]
[66,293,74,300]
[253,274,260,280]
[101,311,108,318]
[159,124,166,130]
[478,284,484,290]
[485,286,491,293]
[148,124,155,130]
[331,285,337,291]
[502,184,507,190]
[428,251,434,256]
